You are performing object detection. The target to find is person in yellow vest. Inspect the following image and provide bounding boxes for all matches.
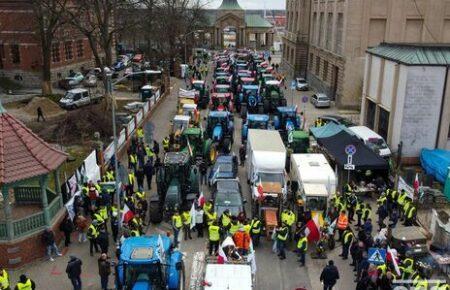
[220,209,232,233]
[0,267,10,290]
[205,210,217,227]
[362,204,371,223]
[145,145,155,160]
[102,169,115,182]
[243,220,251,235]
[296,233,308,266]
[130,229,140,237]
[208,220,221,255]
[98,206,108,222]
[402,198,412,221]
[355,201,364,227]
[182,210,192,240]
[203,201,213,216]
[437,282,450,289]
[162,136,170,152]
[397,190,408,219]
[250,217,261,247]
[128,153,138,171]
[14,275,35,290]
[87,220,100,256]
[276,223,289,260]
[315,117,324,127]
[136,127,144,142]
[93,210,105,226]
[135,191,145,200]
[340,228,353,260]
[229,218,242,236]
[404,204,416,227]
[172,211,183,248]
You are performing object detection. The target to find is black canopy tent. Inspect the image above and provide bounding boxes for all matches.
[317,131,389,170]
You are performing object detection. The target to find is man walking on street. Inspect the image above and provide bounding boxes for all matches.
[143,159,153,190]
[276,223,288,260]
[98,253,111,290]
[208,221,220,256]
[297,233,308,266]
[199,161,208,185]
[59,216,74,248]
[42,227,62,261]
[172,211,183,248]
[66,256,82,290]
[37,106,45,122]
[320,260,340,290]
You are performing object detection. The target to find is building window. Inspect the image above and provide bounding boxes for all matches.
[64,41,73,60]
[319,13,324,48]
[335,13,344,54]
[366,100,376,129]
[0,43,4,69]
[323,61,329,81]
[312,13,317,45]
[315,56,320,76]
[309,53,313,68]
[291,48,295,64]
[378,107,390,140]
[10,44,20,64]
[76,40,84,58]
[52,42,60,63]
[326,13,333,50]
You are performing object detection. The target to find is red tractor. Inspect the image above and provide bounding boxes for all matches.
[210,84,234,112]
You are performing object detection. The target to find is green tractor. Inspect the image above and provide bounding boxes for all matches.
[173,127,215,164]
[262,80,287,113]
[150,152,200,223]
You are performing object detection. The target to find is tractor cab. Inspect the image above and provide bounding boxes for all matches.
[191,80,209,109]
[116,236,184,290]
[239,84,263,118]
[139,85,157,102]
[260,73,276,87]
[236,63,248,72]
[241,114,270,143]
[206,111,234,154]
[172,115,191,139]
[210,86,234,112]
[290,130,310,153]
[262,80,287,113]
[240,77,256,86]
[214,75,231,86]
[182,103,199,125]
[274,106,302,144]
[191,80,206,92]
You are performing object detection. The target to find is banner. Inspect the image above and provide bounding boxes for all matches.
[398,176,414,199]
[84,150,101,183]
[65,191,80,221]
[136,109,144,123]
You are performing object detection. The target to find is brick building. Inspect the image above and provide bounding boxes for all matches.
[0,0,95,88]
[283,0,450,109]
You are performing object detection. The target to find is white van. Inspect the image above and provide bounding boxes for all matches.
[347,126,391,158]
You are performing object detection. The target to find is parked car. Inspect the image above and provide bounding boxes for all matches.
[347,126,392,158]
[82,74,97,87]
[296,77,308,91]
[208,155,238,186]
[58,72,84,89]
[320,114,356,127]
[310,93,331,108]
[212,178,245,217]
[59,88,103,109]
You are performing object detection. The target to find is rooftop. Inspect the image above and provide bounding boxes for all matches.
[245,14,273,28]
[0,103,67,185]
[367,43,450,66]
[218,0,242,10]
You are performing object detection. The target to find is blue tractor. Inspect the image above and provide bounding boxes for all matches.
[116,236,184,290]
[273,106,302,142]
[205,111,234,160]
[239,85,264,119]
[241,114,270,143]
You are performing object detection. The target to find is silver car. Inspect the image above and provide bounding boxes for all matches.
[310,93,331,108]
[296,77,308,91]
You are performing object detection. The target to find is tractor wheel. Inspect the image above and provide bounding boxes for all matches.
[280,98,287,107]
[258,103,264,114]
[241,104,247,119]
[263,99,270,113]
[223,138,232,154]
[149,201,163,224]
[208,143,218,164]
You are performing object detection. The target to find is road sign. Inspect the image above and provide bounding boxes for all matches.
[345,144,356,155]
[290,80,296,90]
[344,164,355,170]
[368,248,386,265]
[288,131,293,143]
[302,95,309,103]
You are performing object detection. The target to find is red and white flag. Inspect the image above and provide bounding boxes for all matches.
[121,204,134,224]
[257,180,264,202]
[217,245,228,264]
[413,173,420,193]
[197,192,205,208]
[304,214,321,242]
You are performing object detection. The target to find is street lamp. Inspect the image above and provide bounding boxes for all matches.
[104,69,161,246]
[184,30,204,64]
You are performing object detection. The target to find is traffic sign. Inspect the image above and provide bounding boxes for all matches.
[368,248,386,265]
[302,95,309,103]
[345,144,356,155]
[288,131,293,143]
[344,164,355,170]
[290,80,297,90]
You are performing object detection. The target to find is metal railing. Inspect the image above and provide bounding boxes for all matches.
[14,187,57,205]
[48,197,62,221]
[0,223,7,240]
[13,212,46,238]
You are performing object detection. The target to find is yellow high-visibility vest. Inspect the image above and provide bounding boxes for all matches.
[0,269,9,289]
[297,236,308,252]
[208,225,220,241]
[172,215,182,229]
[16,279,32,290]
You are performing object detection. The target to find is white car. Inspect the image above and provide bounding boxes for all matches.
[296,77,308,91]
[310,93,331,108]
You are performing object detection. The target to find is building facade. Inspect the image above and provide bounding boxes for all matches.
[281,0,311,78]
[0,0,95,88]
[360,43,450,163]
[284,0,450,108]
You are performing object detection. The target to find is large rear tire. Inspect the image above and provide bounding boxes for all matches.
[149,201,163,224]
[223,138,232,154]
[209,143,218,164]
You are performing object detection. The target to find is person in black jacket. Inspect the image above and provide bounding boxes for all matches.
[320,260,340,290]
[97,228,109,255]
[42,228,62,261]
[143,159,153,190]
[59,216,74,247]
[65,256,82,290]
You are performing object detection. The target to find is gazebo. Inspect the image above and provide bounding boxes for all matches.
[0,102,67,267]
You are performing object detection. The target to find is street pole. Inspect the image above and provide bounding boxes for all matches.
[106,73,122,246]
[184,35,188,64]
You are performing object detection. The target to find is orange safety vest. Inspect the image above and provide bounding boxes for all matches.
[337,214,349,230]
[233,230,250,250]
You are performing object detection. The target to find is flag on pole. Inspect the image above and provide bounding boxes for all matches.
[257,178,264,202]
[190,202,196,230]
[121,204,134,224]
[413,173,420,194]
[387,246,400,276]
[304,214,321,242]
[217,244,228,264]
[197,192,205,208]
[247,240,257,274]
[157,234,166,263]
[211,165,221,185]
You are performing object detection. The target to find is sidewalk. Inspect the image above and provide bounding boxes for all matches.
[7,77,184,290]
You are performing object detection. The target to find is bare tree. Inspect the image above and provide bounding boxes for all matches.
[30,0,68,95]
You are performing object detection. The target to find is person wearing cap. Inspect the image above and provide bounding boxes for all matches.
[98,253,111,290]
[14,275,35,290]
[66,256,82,290]
[232,226,251,256]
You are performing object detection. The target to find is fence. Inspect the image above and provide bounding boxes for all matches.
[12,211,46,238]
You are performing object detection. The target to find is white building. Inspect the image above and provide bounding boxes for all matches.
[360,43,450,163]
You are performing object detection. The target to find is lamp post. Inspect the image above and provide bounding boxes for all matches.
[104,69,162,246]
[184,30,204,64]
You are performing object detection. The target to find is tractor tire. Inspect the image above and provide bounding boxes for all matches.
[203,139,213,164]
[223,138,232,154]
[263,99,270,113]
[241,104,247,119]
[258,103,264,114]
[149,201,163,224]
[280,98,287,107]
[208,143,218,165]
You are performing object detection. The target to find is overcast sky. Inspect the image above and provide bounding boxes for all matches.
[205,0,286,10]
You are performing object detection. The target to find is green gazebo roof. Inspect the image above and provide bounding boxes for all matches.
[219,0,242,10]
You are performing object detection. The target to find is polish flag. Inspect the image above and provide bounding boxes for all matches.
[217,245,228,264]
[121,204,134,224]
[413,173,420,193]
[304,214,321,242]
[257,181,264,202]
[197,192,205,208]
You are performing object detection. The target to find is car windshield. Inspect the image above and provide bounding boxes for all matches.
[367,138,388,150]
[216,87,229,93]
[125,263,162,287]
[248,120,268,129]
[258,172,283,184]
[318,96,328,101]
[297,79,306,84]
[338,118,354,127]
[215,192,241,206]
[64,92,75,99]
[173,120,188,131]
